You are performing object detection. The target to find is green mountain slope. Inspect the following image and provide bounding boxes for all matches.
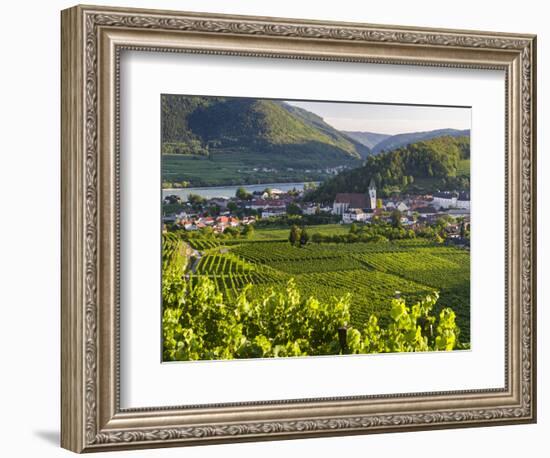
[308,135,470,202]
[161,95,368,161]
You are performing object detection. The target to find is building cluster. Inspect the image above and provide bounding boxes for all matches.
[329,182,470,231]
[163,179,471,239]
[176,215,256,233]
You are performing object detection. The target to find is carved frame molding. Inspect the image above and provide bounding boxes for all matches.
[61,4,536,453]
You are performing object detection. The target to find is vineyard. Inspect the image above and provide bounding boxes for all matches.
[162,227,471,342]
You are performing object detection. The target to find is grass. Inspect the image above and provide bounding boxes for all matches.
[249,224,349,241]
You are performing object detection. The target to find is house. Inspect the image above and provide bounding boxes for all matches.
[432,191,459,209]
[302,205,318,215]
[248,199,286,210]
[342,208,368,224]
[261,209,287,219]
[397,202,409,212]
[209,197,229,209]
[456,192,470,209]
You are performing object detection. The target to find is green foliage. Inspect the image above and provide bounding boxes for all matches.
[308,135,471,202]
[390,209,403,228]
[185,236,469,341]
[236,186,252,200]
[372,128,470,154]
[299,227,310,246]
[187,193,205,205]
[346,292,461,353]
[163,278,350,360]
[163,275,462,361]
[286,202,302,215]
[288,225,300,246]
[161,95,369,173]
[242,224,254,238]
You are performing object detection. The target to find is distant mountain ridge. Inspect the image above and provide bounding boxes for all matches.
[342,131,392,149]
[371,128,471,154]
[343,128,470,154]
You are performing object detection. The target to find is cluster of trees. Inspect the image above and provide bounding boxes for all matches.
[255,213,340,228]
[307,135,470,202]
[288,225,310,247]
[162,180,190,189]
[310,221,415,244]
[168,223,254,242]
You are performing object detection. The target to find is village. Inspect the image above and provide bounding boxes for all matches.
[163,179,470,245]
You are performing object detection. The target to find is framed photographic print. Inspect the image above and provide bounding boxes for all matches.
[61,4,537,453]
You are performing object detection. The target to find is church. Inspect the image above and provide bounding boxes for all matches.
[332,179,377,217]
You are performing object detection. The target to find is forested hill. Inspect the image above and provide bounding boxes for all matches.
[371,128,470,154]
[161,95,369,163]
[307,135,470,202]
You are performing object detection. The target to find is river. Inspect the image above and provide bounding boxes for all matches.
[162,182,317,201]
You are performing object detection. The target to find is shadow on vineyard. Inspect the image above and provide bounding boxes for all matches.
[162,232,470,361]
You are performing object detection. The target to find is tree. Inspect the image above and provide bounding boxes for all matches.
[236,187,251,201]
[289,225,300,246]
[187,193,204,205]
[242,224,255,239]
[349,223,358,234]
[390,209,402,229]
[286,202,302,215]
[376,198,383,209]
[227,201,238,212]
[208,205,220,216]
[300,227,310,246]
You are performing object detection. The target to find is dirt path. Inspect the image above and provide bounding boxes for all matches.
[189,248,203,273]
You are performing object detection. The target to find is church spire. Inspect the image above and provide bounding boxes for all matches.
[368,178,376,209]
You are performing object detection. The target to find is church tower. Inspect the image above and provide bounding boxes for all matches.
[368,178,376,209]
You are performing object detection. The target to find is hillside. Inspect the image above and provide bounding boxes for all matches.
[343,131,391,149]
[162,95,368,159]
[307,135,470,202]
[371,128,470,154]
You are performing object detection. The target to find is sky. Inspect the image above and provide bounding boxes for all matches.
[285,100,471,135]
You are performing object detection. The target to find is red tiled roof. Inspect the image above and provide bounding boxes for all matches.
[334,193,368,209]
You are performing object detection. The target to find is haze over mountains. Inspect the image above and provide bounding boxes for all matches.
[342,131,391,150]
[344,128,470,154]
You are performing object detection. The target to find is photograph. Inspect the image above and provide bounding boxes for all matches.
[161,95,472,361]
[57,3,536,452]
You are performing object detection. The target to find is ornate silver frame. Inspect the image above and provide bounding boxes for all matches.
[61,4,537,453]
